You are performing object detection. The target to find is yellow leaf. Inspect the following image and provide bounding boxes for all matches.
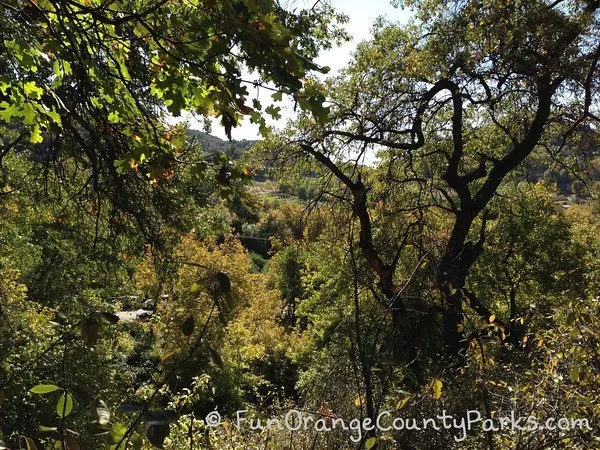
[354,396,365,407]
[365,437,377,449]
[489,315,495,323]
[160,348,180,365]
[396,397,410,409]
[24,437,38,450]
[431,378,443,400]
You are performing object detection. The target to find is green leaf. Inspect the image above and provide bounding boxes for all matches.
[108,111,120,123]
[100,89,114,104]
[321,316,343,345]
[20,53,36,70]
[271,91,283,102]
[30,384,60,395]
[38,425,58,432]
[109,423,128,444]
[109,443,127,450]
[0,79,10,95]
[52,60,61,78]
[130,432,143,450]
[181,315,194,336]
[150,83,164,99]
[570,366,580,383]
[189,282,202,294]
[62,60,72,75]
[46,108,62,126]
[365,437,377,449]
[265,105,281,120]
[0,102,22,123]
[22,103,37,125]
[30,125,44,144]
[119,63,131,81]
[56,392,74,418]
[23,81,43,99]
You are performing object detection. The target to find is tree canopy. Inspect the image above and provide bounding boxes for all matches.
[261,0,599,362]
[1,0,600,449]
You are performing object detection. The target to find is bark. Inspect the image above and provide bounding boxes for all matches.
[300,144,420,378]
[438,78,558,358]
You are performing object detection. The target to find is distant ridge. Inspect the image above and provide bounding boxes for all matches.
[187,129,259,160]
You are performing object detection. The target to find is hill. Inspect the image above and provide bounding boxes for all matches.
[187,130,259,160]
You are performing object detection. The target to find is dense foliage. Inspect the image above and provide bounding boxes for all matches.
[0,0,599,449]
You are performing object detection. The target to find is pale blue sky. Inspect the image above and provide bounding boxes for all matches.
[315,0,410,75]
[188,0,412,140]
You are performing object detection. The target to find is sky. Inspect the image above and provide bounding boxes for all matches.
[181,0,412,141]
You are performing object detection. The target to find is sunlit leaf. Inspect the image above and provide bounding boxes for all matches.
[30,384,60,395]
[56,392,74,418]
[396,397,410,409]
[432,378,443,400]
[160,349,180,365]
[354,395,364,407]
[109,423,128,444]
